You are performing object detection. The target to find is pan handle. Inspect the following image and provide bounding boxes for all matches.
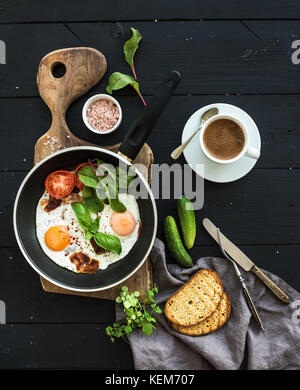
[118,70,181,161]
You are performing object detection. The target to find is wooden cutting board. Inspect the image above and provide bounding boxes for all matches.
[35,47,153,300]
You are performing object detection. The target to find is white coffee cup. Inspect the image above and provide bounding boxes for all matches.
[199,114,260,164]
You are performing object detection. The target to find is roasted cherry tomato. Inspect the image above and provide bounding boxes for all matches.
[45,170,75,199]
[74,162,89,191]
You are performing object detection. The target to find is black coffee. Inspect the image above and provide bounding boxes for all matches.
[203,119,245,160]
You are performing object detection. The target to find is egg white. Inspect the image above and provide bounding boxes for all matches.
[36,192,141,273]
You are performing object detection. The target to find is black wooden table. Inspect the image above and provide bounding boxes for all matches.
[1,1,300,369]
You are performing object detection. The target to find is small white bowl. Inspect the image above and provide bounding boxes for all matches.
[82,94,122,135]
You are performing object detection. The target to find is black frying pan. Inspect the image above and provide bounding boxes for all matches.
[13,71,181,291]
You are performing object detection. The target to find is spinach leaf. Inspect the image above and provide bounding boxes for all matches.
[106,72,144,104]
[93,233,122,255]
[108,198,127,213]
[124,28,142,79]
[78,164,97,178]
[82,186,104,213]
[71,202,93,231]
[78,174,99,188]
[106,72,139,94]
[78,165,99,188]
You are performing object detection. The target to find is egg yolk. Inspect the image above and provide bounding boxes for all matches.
[110,210,136,236]
[44,225,70,251]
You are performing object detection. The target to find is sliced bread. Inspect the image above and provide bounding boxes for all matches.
[171,292,231,336]
[164,269,223,327]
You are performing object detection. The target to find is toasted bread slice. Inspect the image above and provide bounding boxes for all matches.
[171,292,231,336]
[164,269,223,327]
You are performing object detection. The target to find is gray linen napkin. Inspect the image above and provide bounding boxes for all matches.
[117,238,300,370]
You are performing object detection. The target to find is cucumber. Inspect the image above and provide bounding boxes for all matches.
[164,216,193,268]
[177,196,196,250]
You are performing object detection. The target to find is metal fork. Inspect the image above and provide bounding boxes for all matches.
[216,228,264,332]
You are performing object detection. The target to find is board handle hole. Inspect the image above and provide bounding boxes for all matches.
[51,62,66,78]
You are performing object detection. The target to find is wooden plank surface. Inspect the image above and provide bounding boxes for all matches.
[0,95,300,172]
[0,324,133,369]
[1,21,300,96]
[1,0,300,22]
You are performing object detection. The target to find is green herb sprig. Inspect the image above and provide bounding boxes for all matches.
[106,27,146,106]
[106,284,162,342]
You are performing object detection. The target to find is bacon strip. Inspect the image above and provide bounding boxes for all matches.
[90,237,108,255]
[70,252,99,274]
[44,196,62,212]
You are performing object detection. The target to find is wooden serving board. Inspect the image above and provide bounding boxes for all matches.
[35,47,153,300]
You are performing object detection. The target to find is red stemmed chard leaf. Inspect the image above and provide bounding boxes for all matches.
[123,27,142,80]
[106,27,146,106]
[106,72,146,107]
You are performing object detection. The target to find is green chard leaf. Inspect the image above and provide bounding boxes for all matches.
[124,28,142,79]
[78,174,99,189]
[106,26,146,106]
[71,202,93,231]
[78,164,97,177]
[93,233,122,255]
[106,72,141,94]
[78,165,99,188]
[82,186,104,213]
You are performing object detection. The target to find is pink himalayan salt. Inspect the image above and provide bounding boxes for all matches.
[86,99,120,132]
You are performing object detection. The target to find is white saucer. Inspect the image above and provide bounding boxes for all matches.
[182,103,261,183]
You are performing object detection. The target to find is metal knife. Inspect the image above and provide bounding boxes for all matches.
[216,228,264,331]
[203,218,290,304]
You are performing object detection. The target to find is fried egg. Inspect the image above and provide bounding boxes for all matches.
[36,192,141,273]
